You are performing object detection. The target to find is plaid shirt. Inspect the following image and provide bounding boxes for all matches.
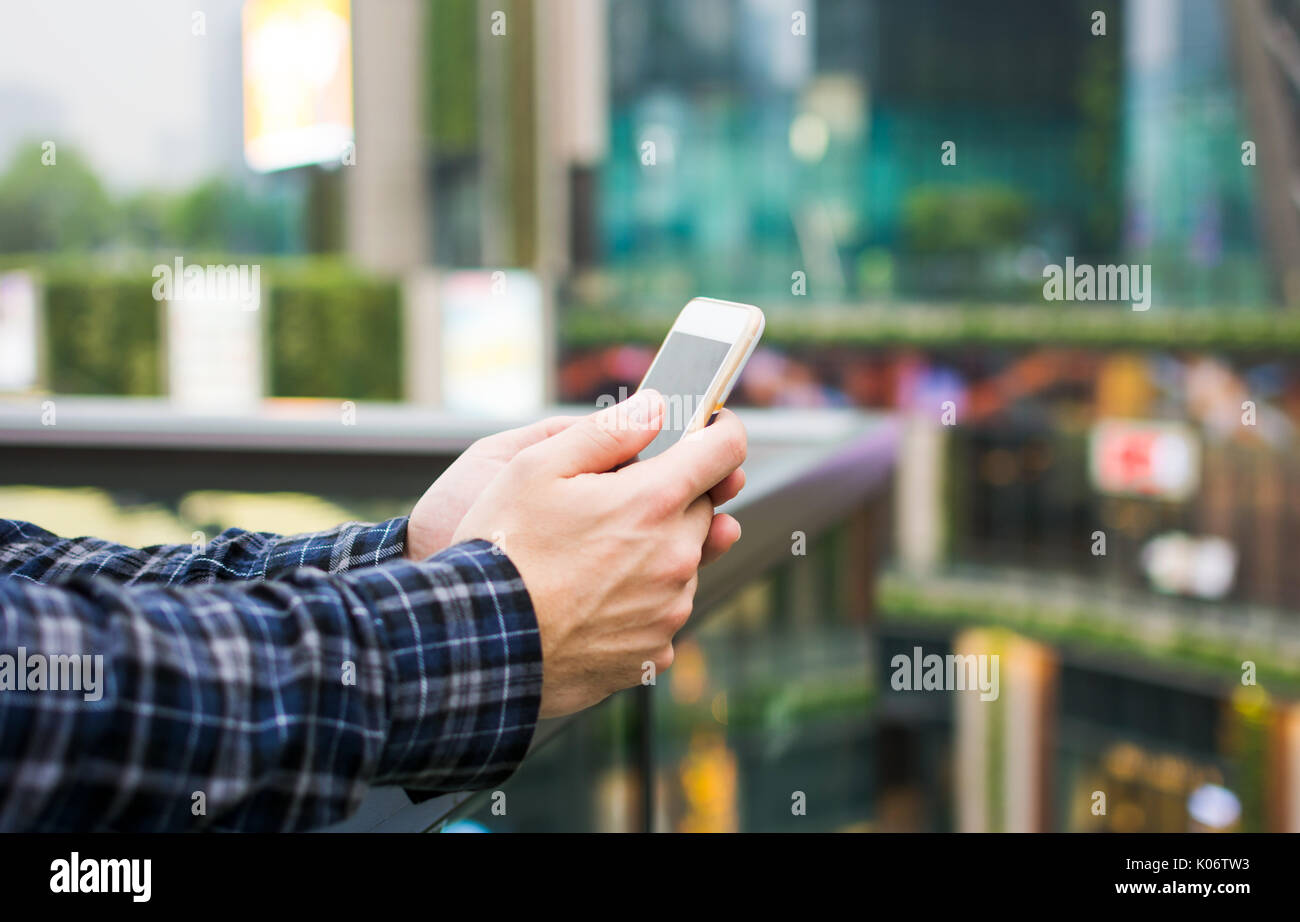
[0,517,543,832]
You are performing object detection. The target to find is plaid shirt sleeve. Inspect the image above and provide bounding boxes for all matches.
[0,517,408,586]
[0,526,543,832]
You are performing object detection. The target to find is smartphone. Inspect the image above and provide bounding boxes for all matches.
[634,297,765,460]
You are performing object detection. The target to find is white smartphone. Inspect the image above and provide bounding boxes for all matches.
[634,297,765,459]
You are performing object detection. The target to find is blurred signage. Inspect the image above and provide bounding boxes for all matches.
[440,271,545,418]
[1088,419,1199,500]
[242,0,354,172]
[1141,532,1237,599]
[0,272,39,392]
[166,293,263,414]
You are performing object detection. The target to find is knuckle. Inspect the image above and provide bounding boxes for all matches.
[654,645,676,673]
[638,482,680,522]
[579,420,623,456]
[722,427,748,467]
[511,443,545,475]
[664,542,701,582]
[686,500,714,535]
[666,598,694,632]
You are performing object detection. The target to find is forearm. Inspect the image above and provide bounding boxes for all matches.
[0,517,410,586]
[0,539,542,832]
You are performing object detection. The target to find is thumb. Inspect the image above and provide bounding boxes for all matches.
[541,389,664,476]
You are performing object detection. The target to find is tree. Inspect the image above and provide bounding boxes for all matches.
[0,142,115,252]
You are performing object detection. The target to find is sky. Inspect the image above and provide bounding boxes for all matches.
[0,0,247,190]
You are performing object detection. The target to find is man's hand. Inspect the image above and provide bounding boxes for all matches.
[406,415,580,561]
[451,389,747,719]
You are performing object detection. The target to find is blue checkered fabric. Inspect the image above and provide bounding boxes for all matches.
[0,518,542,831]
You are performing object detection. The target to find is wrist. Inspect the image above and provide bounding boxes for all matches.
[353,541,544,789]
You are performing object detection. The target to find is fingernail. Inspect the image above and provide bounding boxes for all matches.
[630,389,661,427]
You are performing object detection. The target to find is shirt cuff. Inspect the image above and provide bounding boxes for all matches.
[263,516,411,576]
[349,539,543,792]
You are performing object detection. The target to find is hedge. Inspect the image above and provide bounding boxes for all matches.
[561,302,1300,353]
[22,254,1300,402]
[24,258,402,400]
[44,275,162,395]
[264,264,402,400]
[877,569,1300,694]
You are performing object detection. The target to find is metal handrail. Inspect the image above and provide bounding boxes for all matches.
[0,397,898,832]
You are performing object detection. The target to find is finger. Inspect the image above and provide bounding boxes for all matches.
[499,415,582,453]
[525,414,583,439]
[707,468,745,507]
[701,513,741,566]
[631,408,747,507]
[533,389,664,477]
[684,494,714,544]
[676,575,700,629]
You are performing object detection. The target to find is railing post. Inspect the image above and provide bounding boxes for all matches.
[635,684,655,833]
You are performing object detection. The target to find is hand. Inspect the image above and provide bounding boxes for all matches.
[406,415,580,561]
[451,389,748,718]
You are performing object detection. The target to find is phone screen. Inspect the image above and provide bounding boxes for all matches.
[638,330,734,459]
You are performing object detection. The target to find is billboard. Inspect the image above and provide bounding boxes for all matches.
[440,271,546,418]
[165,271,264,414]
[242,0,354,172]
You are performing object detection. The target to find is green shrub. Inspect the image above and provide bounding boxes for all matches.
[901,184,1032,255]
[35,259,404,400]
[44,273,162,395]
[267,269,403,400]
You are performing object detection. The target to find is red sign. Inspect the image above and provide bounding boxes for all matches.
[1089,420,1199,500]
